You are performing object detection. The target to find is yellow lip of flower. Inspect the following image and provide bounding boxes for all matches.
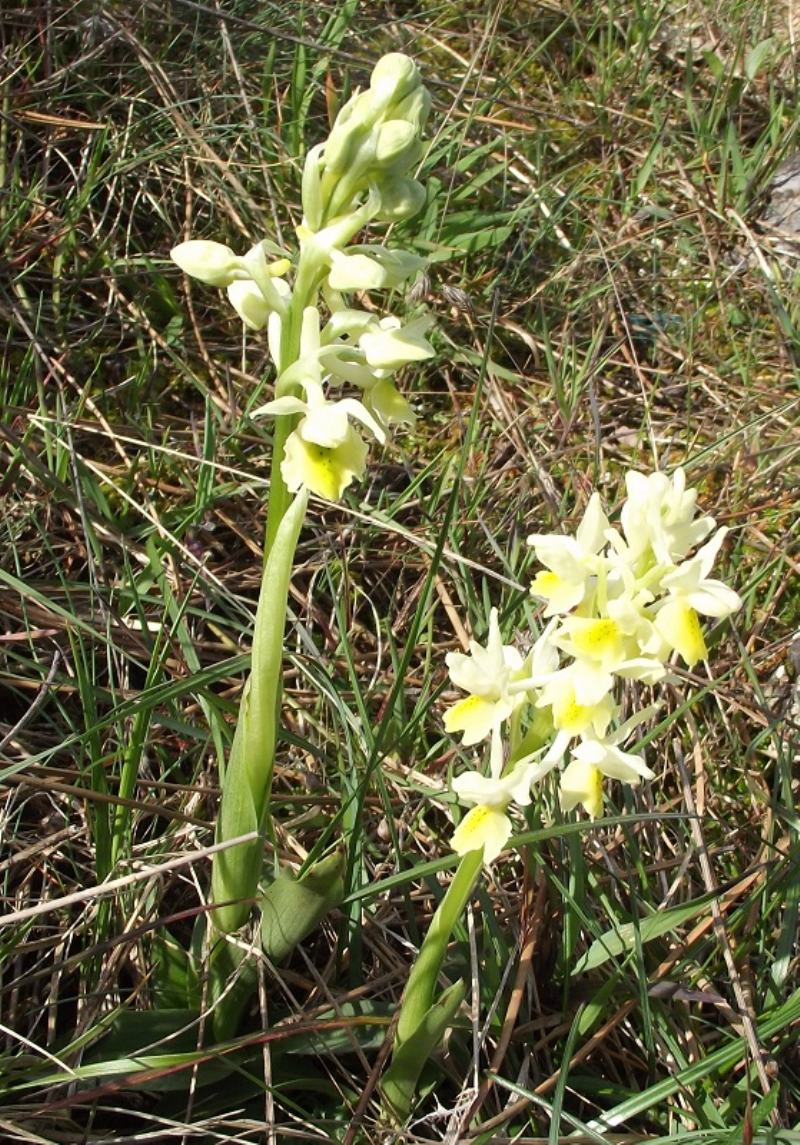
[573,618,621,657]
[655,599,707,667]
[530,570,586,615]
[560,617,624,665]
[443,694,510,746]
[450,804,512,864]
[559,759,604,819]
[551,685,612,736]
[280,427,368,501]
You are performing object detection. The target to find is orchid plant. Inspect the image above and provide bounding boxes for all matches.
[380,468,742,1121]
[171,53,437,1038]
[169,53,742,1125]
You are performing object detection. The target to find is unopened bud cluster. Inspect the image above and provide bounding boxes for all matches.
[443,470,742,863]
[171,54,433,502]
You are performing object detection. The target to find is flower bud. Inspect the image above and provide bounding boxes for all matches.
[227,281,271,330]
[374,120,420,173]
[369,53,421,111]
[323,90,377,175]
[170,240,242,287]
[371,177,427,222]
[392,86,431,134]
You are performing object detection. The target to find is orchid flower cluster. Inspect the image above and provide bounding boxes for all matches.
[444,469,743,864]
[171,53,433,503]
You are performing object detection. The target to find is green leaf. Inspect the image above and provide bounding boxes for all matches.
[590,988,800,1128]
[84,1009,234,1092]
[260,850,345,964]
[745,39,774,81]
[442,223,514,253]
[151,932,200,1010]
[573,889,722,974]
[380,979,465,1124]
[94,1008,201,1057]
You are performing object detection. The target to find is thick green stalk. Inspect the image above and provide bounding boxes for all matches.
[210,488,308,935]
[381,848,483,1121]
[396,849,482,1042]
[211,247,323,932]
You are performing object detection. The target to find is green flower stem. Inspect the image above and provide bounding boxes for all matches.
[263,250,324,556]
[210,487,308,935]
[396,848,482,1041]
[263,418,294,557]
[381,847,483,1121]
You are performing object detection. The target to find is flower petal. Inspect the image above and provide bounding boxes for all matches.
[573,737,654,783]
[251,395,309,419]
[227,280,272,330]
[451,804,512,864]
[655,599,707,667]
[559,759,604,819]
[443,694,507,745]
[281,426,368,501]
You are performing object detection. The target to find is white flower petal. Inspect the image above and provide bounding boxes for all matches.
[227,280,272,330]
[337,397,387,444]
[575,492,609,554]
[573,738,654,783]
[251,395,308,419]
[686,582,742,618]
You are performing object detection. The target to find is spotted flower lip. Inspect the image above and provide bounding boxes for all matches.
[253,367,382,501]
[450,804,512,865]
[251,306,390,502]
[280,427,368,502]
